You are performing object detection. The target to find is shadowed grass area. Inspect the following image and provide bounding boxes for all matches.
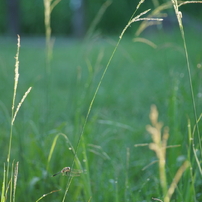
[0,26,202,201]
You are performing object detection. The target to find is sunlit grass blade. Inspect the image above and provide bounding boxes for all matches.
[43,0,61,65]
[12,87,32,125]
[46,133,60,171]
[2,35,32,202]
[6,35,20,186]
[133,37,157,48]
[178,1,202,7]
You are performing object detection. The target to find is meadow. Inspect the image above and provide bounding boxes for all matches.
[1,4,202,202]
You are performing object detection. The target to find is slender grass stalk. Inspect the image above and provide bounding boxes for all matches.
[3,35,32,202]
[46,134,60,172]
[35,190,60,202]
[171,0,202,160]
[62,134,85,202]
[133,37,157,48]
[43,0,61,131]
[1,164,6,202]
[63,1,164,200]
[12,87,32,125]
[9,161,14,202]
[192,114,202,175]
[187,119,196,201]
[43,0,61,71]
[178,1,202,7]
[6,35,20,188]
[5,36,20,201]
[45,132,84,201]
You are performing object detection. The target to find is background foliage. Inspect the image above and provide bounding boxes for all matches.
[0,0,202,35]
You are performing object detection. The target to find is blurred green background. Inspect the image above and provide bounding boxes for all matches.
[0,0,202,36]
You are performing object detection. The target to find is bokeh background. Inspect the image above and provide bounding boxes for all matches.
[1,0,202,37]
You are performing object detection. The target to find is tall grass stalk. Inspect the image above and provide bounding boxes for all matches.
[3,35,32,202]
[171,0,202,161]
[63,1,164,200]
[6,35,20,184]
[43,0,61,70]
[43,0,61,129]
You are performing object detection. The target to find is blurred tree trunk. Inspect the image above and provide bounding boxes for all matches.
[70,0,85,38]
[6,0,20,35]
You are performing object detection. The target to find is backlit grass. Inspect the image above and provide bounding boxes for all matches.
[0,12,202,202]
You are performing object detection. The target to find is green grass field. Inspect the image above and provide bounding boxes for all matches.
[0,24,202,202]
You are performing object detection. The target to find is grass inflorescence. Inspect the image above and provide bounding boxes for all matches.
[2,35,32,202]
